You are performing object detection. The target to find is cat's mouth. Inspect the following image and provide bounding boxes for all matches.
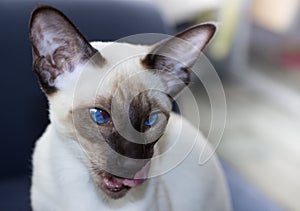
[95,161,151,199]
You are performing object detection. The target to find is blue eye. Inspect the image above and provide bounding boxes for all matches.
[144,113,158,127]
[89,108,110,124]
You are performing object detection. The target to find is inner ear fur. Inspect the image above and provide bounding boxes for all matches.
[141,23,216,97]
[29,5,104,94]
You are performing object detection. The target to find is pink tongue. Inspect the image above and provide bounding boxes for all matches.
[122,161,151,188]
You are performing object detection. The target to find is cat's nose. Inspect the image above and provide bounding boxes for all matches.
[106,131,158,159]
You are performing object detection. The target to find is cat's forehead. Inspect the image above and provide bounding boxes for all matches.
[69,42,167,108]
[89,41,155,88]
[90,68,166,109]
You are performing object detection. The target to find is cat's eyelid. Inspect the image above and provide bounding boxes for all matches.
[91,107,109,112]
[149,109,161,116]
[91,104,111,113]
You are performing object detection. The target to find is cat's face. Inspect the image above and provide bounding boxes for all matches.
[29,6,215,199]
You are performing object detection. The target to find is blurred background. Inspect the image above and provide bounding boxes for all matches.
[1,0,300,210]
[173,0,300,211]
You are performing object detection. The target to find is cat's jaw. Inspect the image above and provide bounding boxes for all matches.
[92,161,151,199]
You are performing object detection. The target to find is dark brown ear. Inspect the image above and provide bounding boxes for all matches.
[29,6,104,94]
[142,23,216,97]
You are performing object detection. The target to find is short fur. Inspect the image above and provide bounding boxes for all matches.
[29,5,231,211]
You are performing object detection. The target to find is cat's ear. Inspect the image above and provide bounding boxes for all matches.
[142,23,216,97]
[29,6,104,94]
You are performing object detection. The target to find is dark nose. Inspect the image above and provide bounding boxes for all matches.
[106,131,157,159]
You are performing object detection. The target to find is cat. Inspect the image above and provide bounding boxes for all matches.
[29,5,231,211]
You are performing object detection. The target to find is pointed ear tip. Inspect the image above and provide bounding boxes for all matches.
[181,22,217,41]
[31,5,57,17]
[30,5,62,25]
[198,22,217,34]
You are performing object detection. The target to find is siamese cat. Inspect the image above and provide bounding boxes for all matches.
[29,5,231,211]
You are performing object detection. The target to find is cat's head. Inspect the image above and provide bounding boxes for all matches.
[29,6,216,199]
